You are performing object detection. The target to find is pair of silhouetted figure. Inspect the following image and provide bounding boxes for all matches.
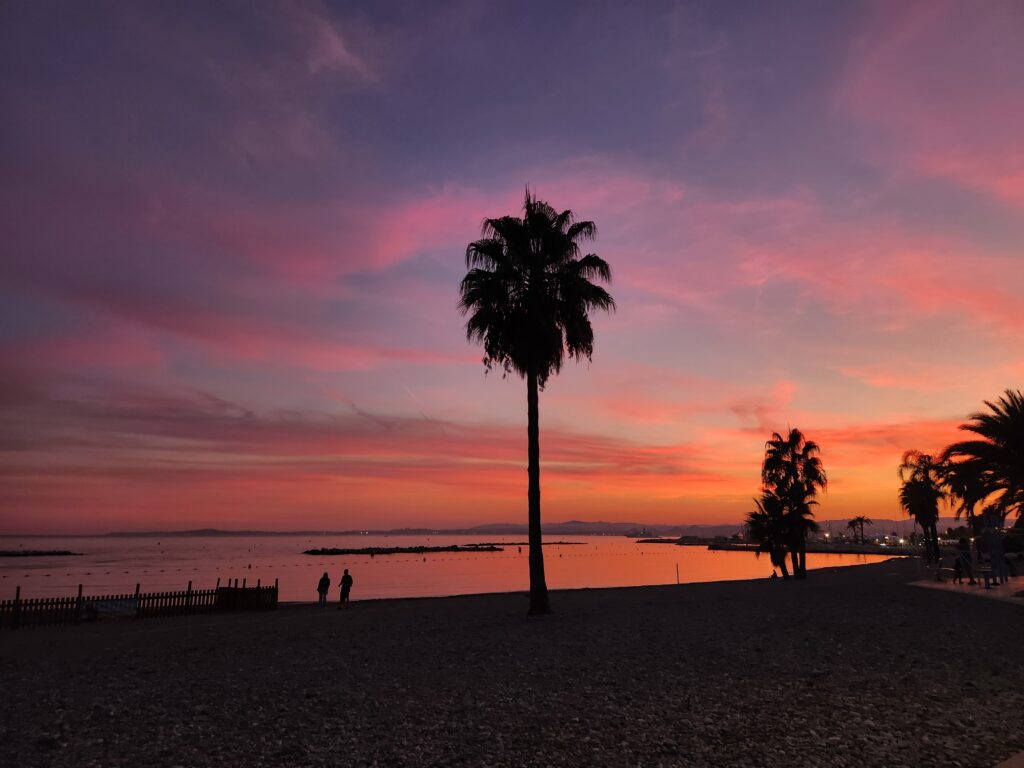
[317,569,354,607]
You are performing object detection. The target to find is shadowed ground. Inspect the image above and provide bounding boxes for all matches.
[1,559,1021,767]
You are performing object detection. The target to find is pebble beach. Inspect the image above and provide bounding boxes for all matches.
[2,558,1022,767]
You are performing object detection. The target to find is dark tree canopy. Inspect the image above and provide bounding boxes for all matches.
[458,191,615,387]
[940,389,1024,525]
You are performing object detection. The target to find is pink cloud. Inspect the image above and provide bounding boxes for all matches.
[303,11,376,82]
[8,331,168,372]
[151,183,507,286]
[837,1,1024,209]
[9,321,474,377]
[808,418,963,468]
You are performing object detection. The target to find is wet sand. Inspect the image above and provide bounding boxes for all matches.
[1,558,1022,767]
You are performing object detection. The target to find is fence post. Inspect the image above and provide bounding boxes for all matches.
[274,578,279,608]
[13,586,21,630]
[75,584,83,624]
[186,580,193,616]
[134,583,141,619]
[215,577,220,590]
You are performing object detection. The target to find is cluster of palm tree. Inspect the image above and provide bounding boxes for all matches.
[459,190,614,615]
[745,429,827,579]
[845,515,872,544]
[898,389,1024,563]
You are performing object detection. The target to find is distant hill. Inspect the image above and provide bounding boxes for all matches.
[8,516,985,539]
[8,521,745,538]
[468,520,745,537]
[92,520,748,538]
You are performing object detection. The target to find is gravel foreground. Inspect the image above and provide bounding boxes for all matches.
[2,558,1022,768]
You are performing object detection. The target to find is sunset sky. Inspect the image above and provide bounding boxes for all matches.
[2,1,1023,533]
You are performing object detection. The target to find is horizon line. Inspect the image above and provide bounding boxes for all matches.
[0,517,931,538]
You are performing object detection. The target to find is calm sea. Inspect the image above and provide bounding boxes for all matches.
[0,534,893,603]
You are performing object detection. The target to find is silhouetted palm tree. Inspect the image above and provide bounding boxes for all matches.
[459,191,614,615]
[898,450,945,563]
[941,389,1024,528]
[846,518,859,543]
[762,428,827,578]
[746,490,790,579]
[847,515,872,544]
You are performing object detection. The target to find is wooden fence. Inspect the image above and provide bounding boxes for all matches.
[0,578,278,629]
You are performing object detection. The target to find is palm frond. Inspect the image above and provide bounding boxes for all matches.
[458,190,614,384]
[938,389,1024,523]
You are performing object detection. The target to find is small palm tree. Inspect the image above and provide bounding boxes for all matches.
[846,518,860,543]
[941,389,1024,527]
[762,428,827,578]
[898,450,945,563]
[459,191,614,615]
[847,515,872,544]
[746,491,790,579]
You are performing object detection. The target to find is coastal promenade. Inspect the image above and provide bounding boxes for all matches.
[1,559,1021,767]
[706,540,924,556]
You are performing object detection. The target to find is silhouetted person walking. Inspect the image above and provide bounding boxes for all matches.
[956,537,976,585]
[316,572,330,608]
[338,568,353,610]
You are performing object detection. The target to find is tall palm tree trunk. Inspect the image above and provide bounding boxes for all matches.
[789,528,806,579]
[920,523,934,563]
[526,370,550,615]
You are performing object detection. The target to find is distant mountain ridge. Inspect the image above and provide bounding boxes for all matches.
[468,520,745,537]
[88,521,748,538]
[6,517,968,538]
